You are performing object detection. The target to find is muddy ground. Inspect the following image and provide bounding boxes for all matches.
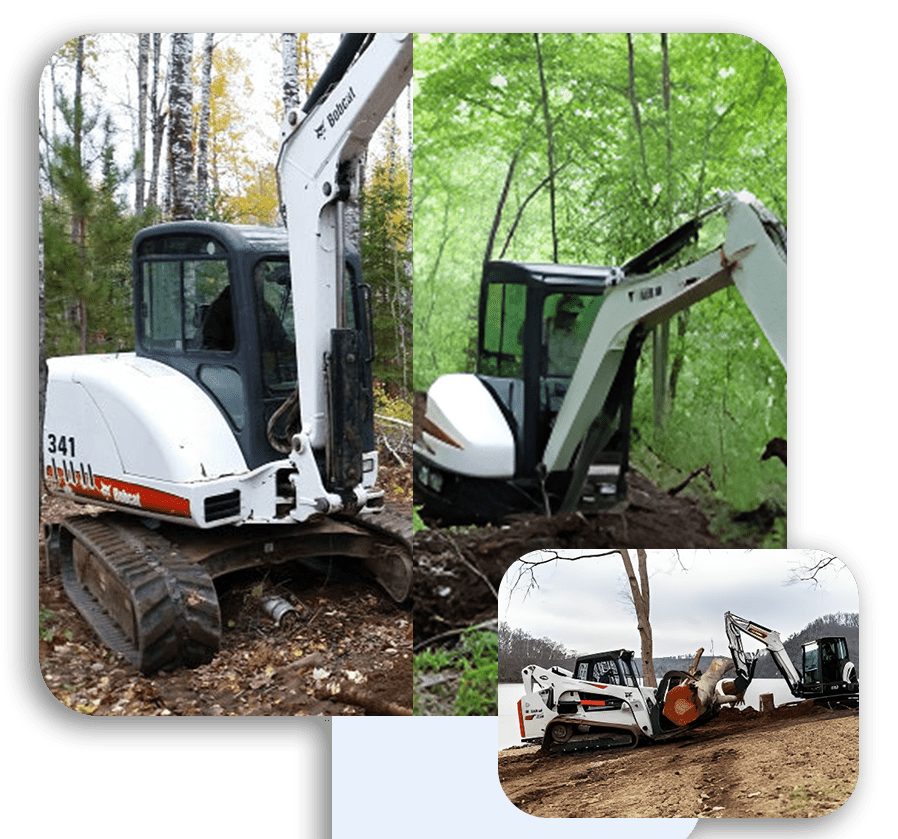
[412,470,780,714]
[413,470,777,648]
[498,703,859,818]
[37,422,414,717]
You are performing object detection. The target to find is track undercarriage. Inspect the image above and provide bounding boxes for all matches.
[541,717,640,754]
[44,509,412,675]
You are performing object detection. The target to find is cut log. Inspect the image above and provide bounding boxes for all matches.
[662,657,734,725]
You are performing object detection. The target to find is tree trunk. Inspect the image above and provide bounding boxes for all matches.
[38,184,47,496]
[168,33,195,220]
[135,34,149,214]
[533,33,558,262]
[281,33,300,113]
[148,34,164,210]
[619,548,656,687]
[662,657,734,725]
[196,33,213,218]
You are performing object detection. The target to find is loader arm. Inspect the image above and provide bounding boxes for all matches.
[542,193,786,478]
[276,34,412,497]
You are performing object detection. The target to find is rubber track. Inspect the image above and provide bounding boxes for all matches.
[59,514,220,674]
[354,505,413,601]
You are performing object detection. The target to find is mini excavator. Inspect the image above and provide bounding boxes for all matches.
[414,192,786,524]
[42,34,413,674]
[724,611,859,705]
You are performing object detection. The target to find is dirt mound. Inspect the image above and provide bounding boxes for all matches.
[413,470,742,648]
[499,705,859,818]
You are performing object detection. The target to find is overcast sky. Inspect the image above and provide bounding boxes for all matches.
[499,549,859,661]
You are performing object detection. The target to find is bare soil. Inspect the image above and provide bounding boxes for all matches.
[412,469,778,714]
[37,430,414,717]
[498,703,859,818]
[413,470,769,648]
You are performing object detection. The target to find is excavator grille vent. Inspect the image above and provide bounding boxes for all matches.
[204,490,241,523]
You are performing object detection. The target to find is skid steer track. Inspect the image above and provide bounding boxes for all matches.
[541,719,640,755]
[56,514,221,675]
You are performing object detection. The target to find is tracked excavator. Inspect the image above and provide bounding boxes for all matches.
[41,34,413,674]
[724,611,859,705]
[414,192,786,524]
[517,648,736,754]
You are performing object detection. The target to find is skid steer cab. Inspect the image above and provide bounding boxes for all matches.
[44,221,379,530]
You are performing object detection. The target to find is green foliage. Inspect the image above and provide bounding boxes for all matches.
[43,92,149,357]
[413,628,498,715]
[362,135,413,393]
[413,33,787,513]
[39,608,72,644]
[412,507,428,533]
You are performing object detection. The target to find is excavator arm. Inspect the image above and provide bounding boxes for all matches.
[276,34,412,515]
[724,611,801,694]
[543,192,786,478]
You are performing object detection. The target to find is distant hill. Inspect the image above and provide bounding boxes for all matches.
[499,613,859,684]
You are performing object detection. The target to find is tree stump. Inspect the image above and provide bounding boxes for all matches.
[759,692,775,713]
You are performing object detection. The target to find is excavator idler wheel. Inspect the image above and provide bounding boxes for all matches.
[549,722,574,744]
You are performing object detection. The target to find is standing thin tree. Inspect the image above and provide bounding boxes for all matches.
[510,548,658,686]
[147,34,164,210]
[168,33,195,220]
[281,33,300,113]
[196,33,214,219]
[135,34,149,215]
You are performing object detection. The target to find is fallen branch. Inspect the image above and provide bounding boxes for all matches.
[438,531,498,600]
[375,413,412,428]
[380,431,406,468]
[668,463,715,496]
[414,618,499,653]
[317,682,412,716]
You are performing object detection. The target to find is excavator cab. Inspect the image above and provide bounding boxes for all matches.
[475,261,634,498]
[134,221,374,478]
[802,637,854,690]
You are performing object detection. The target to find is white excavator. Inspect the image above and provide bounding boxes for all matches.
[724,611,859,705]
[41,34,413,674]
[414,192,786,524]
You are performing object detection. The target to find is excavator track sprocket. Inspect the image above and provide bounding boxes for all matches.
[56,514,221,675]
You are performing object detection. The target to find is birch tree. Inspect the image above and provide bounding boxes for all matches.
[135,33,149,214]
[195,33,214,219]
[168,33,194,220]
[281,33,300,113]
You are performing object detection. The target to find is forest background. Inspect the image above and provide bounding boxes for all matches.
[413,32,787,528]
[38,33,413,397]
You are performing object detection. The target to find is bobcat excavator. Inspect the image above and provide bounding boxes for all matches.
[414,192,786,524]
[41,34,413,674]
[724,611,859,705]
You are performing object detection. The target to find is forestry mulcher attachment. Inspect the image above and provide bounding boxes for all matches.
[41,34,413,674]
[724,612,859,706]
[517,649,737,753]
